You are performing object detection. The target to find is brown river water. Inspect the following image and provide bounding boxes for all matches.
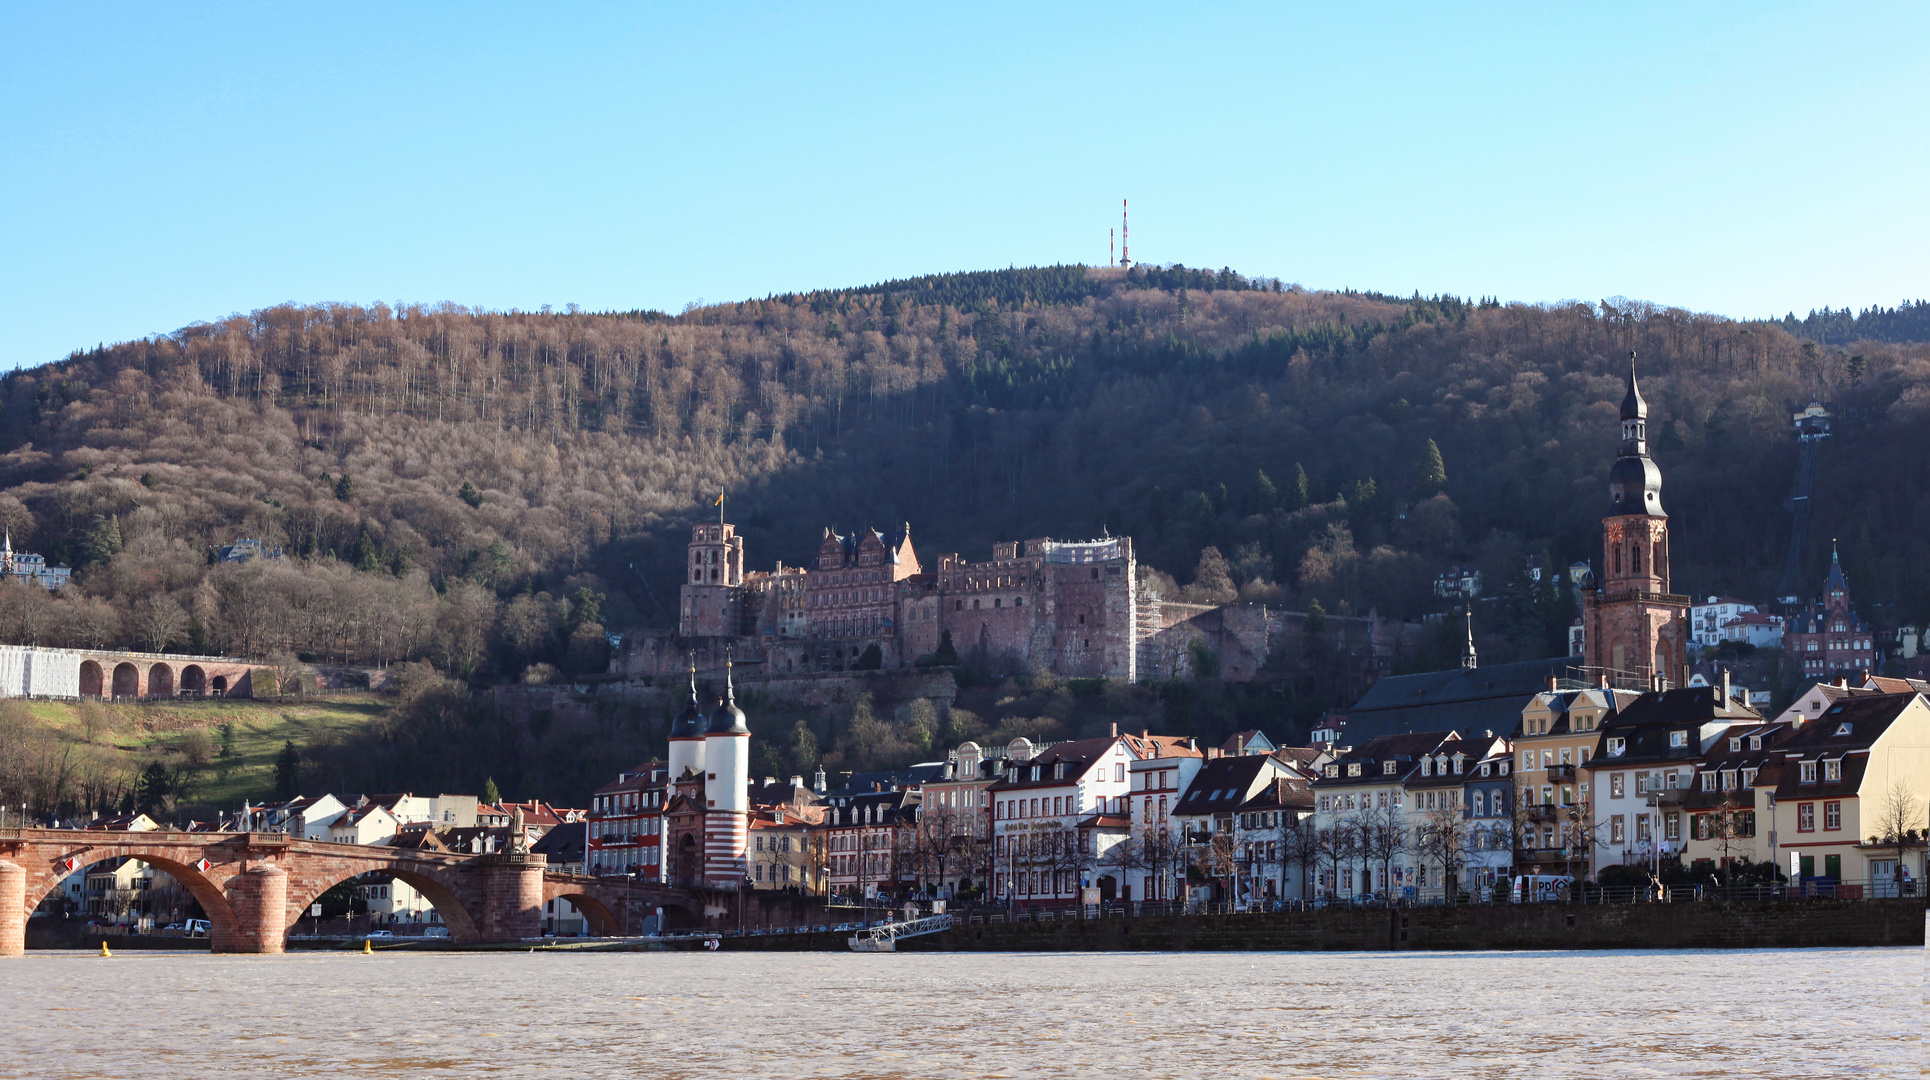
[0,947,1921,1079]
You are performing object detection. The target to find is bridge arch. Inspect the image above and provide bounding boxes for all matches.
[23,845,237,944]
[78,660,104,698]
[111,662,139,698]
[147,663,174,698]
[549,891,620,936]
[210,674,228,694]
[282,862,482,945]
[180,665,206,694]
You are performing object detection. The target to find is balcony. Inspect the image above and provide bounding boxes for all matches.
[1546,763,1579,783]
[1523,804,1560,823]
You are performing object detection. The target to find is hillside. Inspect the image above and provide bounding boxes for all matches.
[0,694,392,823]
[1,264,1928,685]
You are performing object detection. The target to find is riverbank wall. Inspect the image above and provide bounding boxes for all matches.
[24,901,1924,953]
[887,899,1926,952]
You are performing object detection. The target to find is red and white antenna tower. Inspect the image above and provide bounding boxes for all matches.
[1109,228,1115,267]
[1121,199,1130,268]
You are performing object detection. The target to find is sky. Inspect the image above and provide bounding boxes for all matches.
[3,2,1927,370]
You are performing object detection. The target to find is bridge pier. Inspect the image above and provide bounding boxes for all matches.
[215,864,288,954]
[0,861,23,957]
[473,853,545,943]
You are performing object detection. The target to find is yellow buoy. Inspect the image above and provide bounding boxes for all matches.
[362,939,372,954]
[100,941,111,957]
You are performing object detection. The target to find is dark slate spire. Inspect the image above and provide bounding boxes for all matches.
[1620,354,1648,423]
[1825,539,1848,595]
[708,653,749,735]
[671,656,703,739]
[1607,352,1665,517]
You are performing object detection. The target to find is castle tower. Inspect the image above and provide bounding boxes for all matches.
[667,661,707,781]
[702,658,751,887]
[680,520,745,637]
[1583,360,1689,688]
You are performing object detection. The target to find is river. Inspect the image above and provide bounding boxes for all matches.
[0,947,1919,1078]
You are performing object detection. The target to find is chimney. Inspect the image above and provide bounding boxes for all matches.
[790,775,804,788]
[1835,677,1848,690]
[1547,676,1558,692]
[764,776,777,787]
[1141,729,1149,740]
[1720,668,1731,704]
[1598,674,1609,690]
[1111,722,1118,738]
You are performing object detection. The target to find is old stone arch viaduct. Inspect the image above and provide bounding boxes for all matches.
[0,644,261,700]
[0,829,822,955]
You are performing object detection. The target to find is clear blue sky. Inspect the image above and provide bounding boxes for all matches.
[3,3,1926,370]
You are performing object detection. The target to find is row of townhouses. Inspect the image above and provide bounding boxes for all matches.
[576,671,1927,910]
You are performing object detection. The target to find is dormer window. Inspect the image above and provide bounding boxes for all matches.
[1348,763,1363,777]
[1833,722,1852,737]
[1799,761,1817,784]
[1479,762,1491,776]
[1669,731,1688,749]
[1451,756,1464,775]
[1749,736,1762,751]
[1418,758,1431,777]
[1728,738,1742,752]
[1606,738,1626,757]
[1499,762,1509,776]
[1325,765,1339,778]
[1823,759,1841,782]
[1701,772,1717,792]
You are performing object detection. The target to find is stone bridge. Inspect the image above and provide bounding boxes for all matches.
[0,829,823,955]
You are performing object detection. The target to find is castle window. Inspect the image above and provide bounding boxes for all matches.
[1014,597,1022,607]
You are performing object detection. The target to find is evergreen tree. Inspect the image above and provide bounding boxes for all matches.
[458,480,484,508]
[354,530,381,572]
[273,740,300,800]
[1246,468,1278,516]
[334,473,354,500]
[1290,463,1310,510]
[932,629,959,666]
[1414,438,1448,498]
[1305,597,1327,635]
[81,513,123,566]
[481,776,502,807]
[136,762,171,817]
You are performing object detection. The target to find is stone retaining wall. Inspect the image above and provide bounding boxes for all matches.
[898,900,1927,952]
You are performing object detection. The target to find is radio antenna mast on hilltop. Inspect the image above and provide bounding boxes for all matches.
[1120,199,1131,268]
[1109,227,1114,268]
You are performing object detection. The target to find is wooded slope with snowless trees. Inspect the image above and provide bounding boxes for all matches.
[0,264,1927,679]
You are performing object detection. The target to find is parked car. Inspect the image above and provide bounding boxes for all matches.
[365,930,394,940]
[422,926,449,939]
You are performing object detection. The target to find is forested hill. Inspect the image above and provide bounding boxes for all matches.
[2,264,1929,679]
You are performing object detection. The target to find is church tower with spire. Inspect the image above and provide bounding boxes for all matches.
[1582,359,1689,688]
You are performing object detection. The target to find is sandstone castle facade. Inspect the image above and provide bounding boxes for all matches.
[625,519,1140,681]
